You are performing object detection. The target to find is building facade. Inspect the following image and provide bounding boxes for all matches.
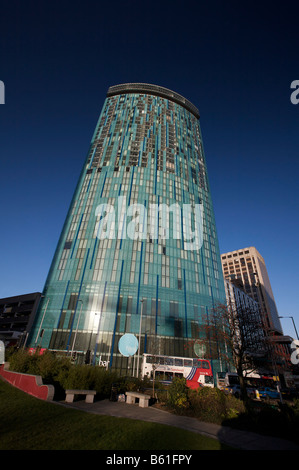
[221,247,282,335]
[0,292,41,347]
[224,277,265,356]
[223,278,295,387]
[224,278,261,317]
[28,83,226,376]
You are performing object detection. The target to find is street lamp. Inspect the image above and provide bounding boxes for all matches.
[91,311,103,366]
[34,297,49,347]
[136,299,145,377]
[70,300,83,356]
[93,281,107,366]
[278,316,299,340]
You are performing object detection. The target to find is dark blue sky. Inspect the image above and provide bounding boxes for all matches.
[0,0,298,338]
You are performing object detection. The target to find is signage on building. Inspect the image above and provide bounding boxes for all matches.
[118,334,138,357]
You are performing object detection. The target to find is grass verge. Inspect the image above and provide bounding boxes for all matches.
[0,379,232,450]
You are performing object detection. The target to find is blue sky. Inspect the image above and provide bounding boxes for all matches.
[0,0,298,339]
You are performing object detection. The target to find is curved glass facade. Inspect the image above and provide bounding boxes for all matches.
[28,83,226,376]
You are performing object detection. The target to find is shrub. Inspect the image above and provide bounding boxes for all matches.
[8,350,157,400]
[94,368,120,398]
[7,348,37,374]
[291,398,299,416]
[36,351,69,383]
[54,363,122,399]
[59,364,96,390]
[120,376,152,393]
[188,386,245,424]
[167,377,189,413]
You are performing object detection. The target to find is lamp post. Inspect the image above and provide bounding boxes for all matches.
[92,311,103,366]
[70,300,83,356]
[34,298,49,347]
[278,316,299,340]
[136,299,144,377]
[93,281,107,366]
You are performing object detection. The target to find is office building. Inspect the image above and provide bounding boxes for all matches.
[223,277,295,386]
[221,247,282,335]
[28,83,226,376]
[224,277,261,317]
[224,277,265,354]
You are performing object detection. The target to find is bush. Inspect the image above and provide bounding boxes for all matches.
[291,398,299,416]
[6,349,142,400]
[55,363,118,398]
[188,386,245,424]
[154,378,245,422]
[220,398,299,445]
[6,349,72,399]
[59,364,96,390]
[119,376,151,393]
[7,348,36,374]
[167,377,189,413]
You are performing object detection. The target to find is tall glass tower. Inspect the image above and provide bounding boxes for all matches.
[28,83,226,376]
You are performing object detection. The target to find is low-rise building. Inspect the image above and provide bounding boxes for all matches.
[0,292,41,347]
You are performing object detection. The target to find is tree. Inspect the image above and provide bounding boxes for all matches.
[260,329,292,401]
[199,301,266,402]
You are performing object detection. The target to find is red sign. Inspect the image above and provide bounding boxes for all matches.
[28,348,47,355]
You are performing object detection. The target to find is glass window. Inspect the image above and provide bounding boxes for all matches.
[165,357,173,365]
[184,359,193,367]
[58,310,66,329]
[174,319,183,337]
[205,376,213,384]
[68,294,78,311]
[155,371,165,379]
[175,358,183,366]
[67,312,75,329]
[193,359,202,367]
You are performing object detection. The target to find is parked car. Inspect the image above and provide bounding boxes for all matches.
[224,384,256,399]
[258,387,280,399]
[224,385,238,396]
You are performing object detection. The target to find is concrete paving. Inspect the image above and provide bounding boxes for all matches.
[59,398,299,450]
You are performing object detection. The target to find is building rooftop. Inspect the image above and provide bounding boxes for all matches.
[107,83,200,119]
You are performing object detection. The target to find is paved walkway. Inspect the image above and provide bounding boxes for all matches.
[60,398,299,450]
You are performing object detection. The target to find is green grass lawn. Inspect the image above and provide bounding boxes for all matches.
[0,379,232,450]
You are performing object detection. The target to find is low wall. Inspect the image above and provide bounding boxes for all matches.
[0,363,54,401]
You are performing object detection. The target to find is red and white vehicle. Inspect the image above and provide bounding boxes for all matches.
[141,353,214,389]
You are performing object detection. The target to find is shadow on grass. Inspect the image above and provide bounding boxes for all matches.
[0,379,230,450]
[220,400,299,446]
